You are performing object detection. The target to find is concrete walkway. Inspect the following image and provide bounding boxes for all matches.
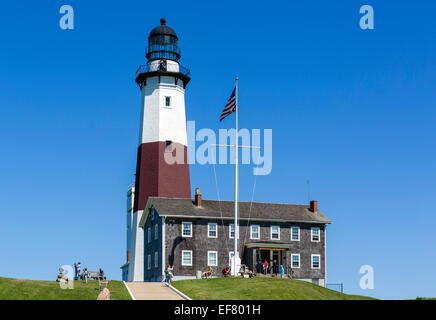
[125,282,185,300]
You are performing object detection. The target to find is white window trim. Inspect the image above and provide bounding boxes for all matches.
[311,227,320,242]
[291,253,300,269]
[207,223,218,238]
[154,224,158,240]
[270,225,280,240]
[182,221,192,238]
[311,254,321,269]
[250,225,260,240]
[208,251,218,266]
[147,254,151,270]
[154,251,158,268]
[164,96,172,108]
[291,226,300,241]
[181,250,193,266]
[229,224,239,239]
[147,227,151,243]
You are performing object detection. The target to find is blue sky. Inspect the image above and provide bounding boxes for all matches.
[0,1,435,299]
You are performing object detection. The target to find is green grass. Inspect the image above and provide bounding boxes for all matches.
[172,277,376,300]
[0,277,132,300]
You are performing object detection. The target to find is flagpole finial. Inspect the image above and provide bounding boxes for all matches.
[236,77,239,80]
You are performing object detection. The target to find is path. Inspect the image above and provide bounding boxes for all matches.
[125,282,185,300]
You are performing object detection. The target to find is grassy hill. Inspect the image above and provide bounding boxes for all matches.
[172,277,376,300]
[0,277,131,300]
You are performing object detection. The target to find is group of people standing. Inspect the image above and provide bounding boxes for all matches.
[74,262,88,281]
[256,259,285,278]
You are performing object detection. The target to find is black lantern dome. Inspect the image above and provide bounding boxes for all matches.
[146,18,181,61]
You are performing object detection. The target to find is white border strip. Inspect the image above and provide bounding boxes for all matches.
[167,283,192,300]
[123,281,136,300]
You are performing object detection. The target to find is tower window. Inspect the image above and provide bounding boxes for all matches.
[165,140,173,152]
[165,96,171,107]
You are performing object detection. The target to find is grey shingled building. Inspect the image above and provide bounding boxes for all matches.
[138,192,331,286]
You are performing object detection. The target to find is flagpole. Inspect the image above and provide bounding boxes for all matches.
[233,77,239,276]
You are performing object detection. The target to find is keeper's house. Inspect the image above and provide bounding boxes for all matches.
[135,190,330,286]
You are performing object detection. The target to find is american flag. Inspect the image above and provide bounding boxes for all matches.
[220,87,237,122]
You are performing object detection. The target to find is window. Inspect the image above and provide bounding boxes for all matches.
[154,224,158,240]
[165,140,173,152]
[271,225,280,240]
[229,224,239,239]
[208,251,218,266]
[147,254,151,270]
[311,227,320,242]
[154,251,158,268]
[291,254,300,268]
[208,223,217,238]
[147,227,151,243]
[182,250,192,266]
[312,254,320,269]
[165,96,171,107]
[182,222,192,237]
[250,225,260,239]
[291,226,300,241]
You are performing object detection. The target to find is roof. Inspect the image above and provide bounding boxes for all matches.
[139,197,331,227]
[149,18,178,39]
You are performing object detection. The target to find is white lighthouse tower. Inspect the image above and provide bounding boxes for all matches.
[123,18,192,282]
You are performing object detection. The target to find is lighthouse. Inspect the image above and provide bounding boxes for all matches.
[124,18,192,282]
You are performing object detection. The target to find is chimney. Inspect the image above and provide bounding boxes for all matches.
[195,187,202,207]
[310,200,318,212]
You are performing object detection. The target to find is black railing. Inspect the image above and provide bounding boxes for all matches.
[136,63,190,79]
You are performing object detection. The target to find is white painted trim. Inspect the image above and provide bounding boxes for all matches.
[291,226,300,241]
[207,251,218,266]
[270,225,280,240]
[123,281,136,300]
[167,283,192,300]
[181,250,193,266]
[181,221,192,237]
[291,253,300,269]
[311,227,320,242]
[311,254,321,269]
[250,224,260,240]
[207,222,218,238]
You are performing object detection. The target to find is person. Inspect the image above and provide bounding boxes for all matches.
[74,263,78,280]
[77,263,82,280]
[165,265,173,284]
[280,265,285,278]
[222,266,230,277]
[83,268,89,283]
[263,260,268,275]
[256,259,262,274]
[99,268,105,280]
[273,259,278,276]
